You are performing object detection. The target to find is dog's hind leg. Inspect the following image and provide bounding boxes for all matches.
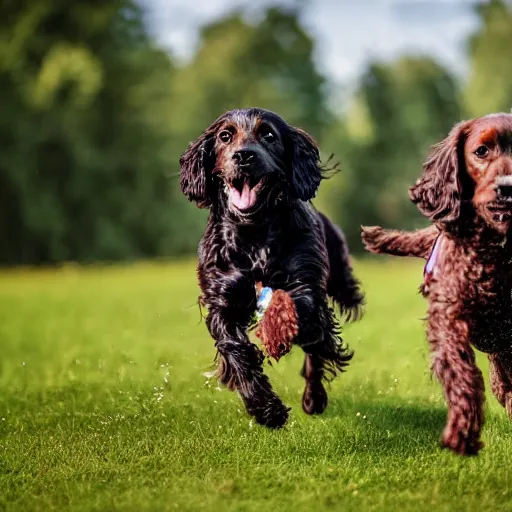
[301,353,328,415]
[297,301,352,416]
[319,212,364,322]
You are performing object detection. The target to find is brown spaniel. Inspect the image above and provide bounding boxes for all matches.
[362,113,512,455]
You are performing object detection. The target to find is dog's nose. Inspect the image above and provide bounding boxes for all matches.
[496,176,512,200]
[233,149,255,166]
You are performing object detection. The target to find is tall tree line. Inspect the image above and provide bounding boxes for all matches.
[1,0,511,264]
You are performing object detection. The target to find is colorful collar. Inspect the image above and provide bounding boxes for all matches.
[424,233,443,284]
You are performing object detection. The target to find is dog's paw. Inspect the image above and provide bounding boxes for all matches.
[302,382,328,415]
[440,426,483,456]
[503,392,512,418]
[252,399,291,429]
[360,225,386,252]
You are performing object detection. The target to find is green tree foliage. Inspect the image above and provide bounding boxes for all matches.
[3,1,511,264]
[0,0,182,264]
[326,57,461,251]
[465,0,512,117]
[0,3,332,264]
[173,7,329,140]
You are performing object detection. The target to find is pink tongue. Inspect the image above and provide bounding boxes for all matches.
[228,183,257,210]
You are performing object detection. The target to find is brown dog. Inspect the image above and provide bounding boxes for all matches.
[362,113,512,455]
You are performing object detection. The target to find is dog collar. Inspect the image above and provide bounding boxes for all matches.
[424,233,443,285]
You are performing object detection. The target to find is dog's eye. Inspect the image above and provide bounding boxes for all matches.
[219,130,233,143]
[474,145,489,158]
[261,130,276,143]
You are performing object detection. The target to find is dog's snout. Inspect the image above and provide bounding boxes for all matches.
[495,175,512,199]
[233,149,256,166]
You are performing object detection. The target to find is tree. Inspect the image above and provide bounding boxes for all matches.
[173,7,329,138]
[0,0,183,264]
[465,0,512,117]
[328,57,461,251]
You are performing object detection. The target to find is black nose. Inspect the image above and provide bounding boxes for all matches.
[233,149,255,166]
[496,176,512,200]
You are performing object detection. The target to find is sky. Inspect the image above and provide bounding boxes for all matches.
[139,0,481,86]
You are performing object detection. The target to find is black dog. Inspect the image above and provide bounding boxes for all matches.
[180,108,364,428]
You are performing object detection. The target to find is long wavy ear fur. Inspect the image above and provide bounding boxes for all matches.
[179,118,224,208]
[409,120,470,222]
[289,127,323,201]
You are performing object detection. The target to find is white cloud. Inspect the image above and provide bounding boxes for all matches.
[139,0,480,83]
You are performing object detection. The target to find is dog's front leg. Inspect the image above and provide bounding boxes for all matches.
[202,270,290,428]
[489,351,512,416]
[428,311,485,455]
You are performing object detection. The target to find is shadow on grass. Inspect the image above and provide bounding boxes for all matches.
[314,396,449,456]
[1,382,477,459]
[327,394,445,427]
[9,383,510,462]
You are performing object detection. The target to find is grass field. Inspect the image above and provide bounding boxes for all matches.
[2,258,512,511]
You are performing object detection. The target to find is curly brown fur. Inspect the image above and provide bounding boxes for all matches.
[362,225,439,259]
[255,288,298,361]
[180,108,364,428]
[489,351,512,418]
[361,113,512,455]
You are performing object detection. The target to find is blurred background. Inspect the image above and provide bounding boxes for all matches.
[1,0,511,266]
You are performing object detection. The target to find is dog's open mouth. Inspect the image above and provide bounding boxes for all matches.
[226,178,264,212]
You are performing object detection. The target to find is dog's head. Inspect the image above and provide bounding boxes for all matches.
[409,113,512,233]
[179,108,323,217]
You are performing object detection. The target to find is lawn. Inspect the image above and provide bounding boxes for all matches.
[1,258,512,511]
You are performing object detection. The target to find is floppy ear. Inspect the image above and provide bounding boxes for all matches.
[179,119,222,208]
[409,120,470,223]
[289,127,323,201]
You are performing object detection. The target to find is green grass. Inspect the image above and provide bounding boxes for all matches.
[2,258,512,511]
